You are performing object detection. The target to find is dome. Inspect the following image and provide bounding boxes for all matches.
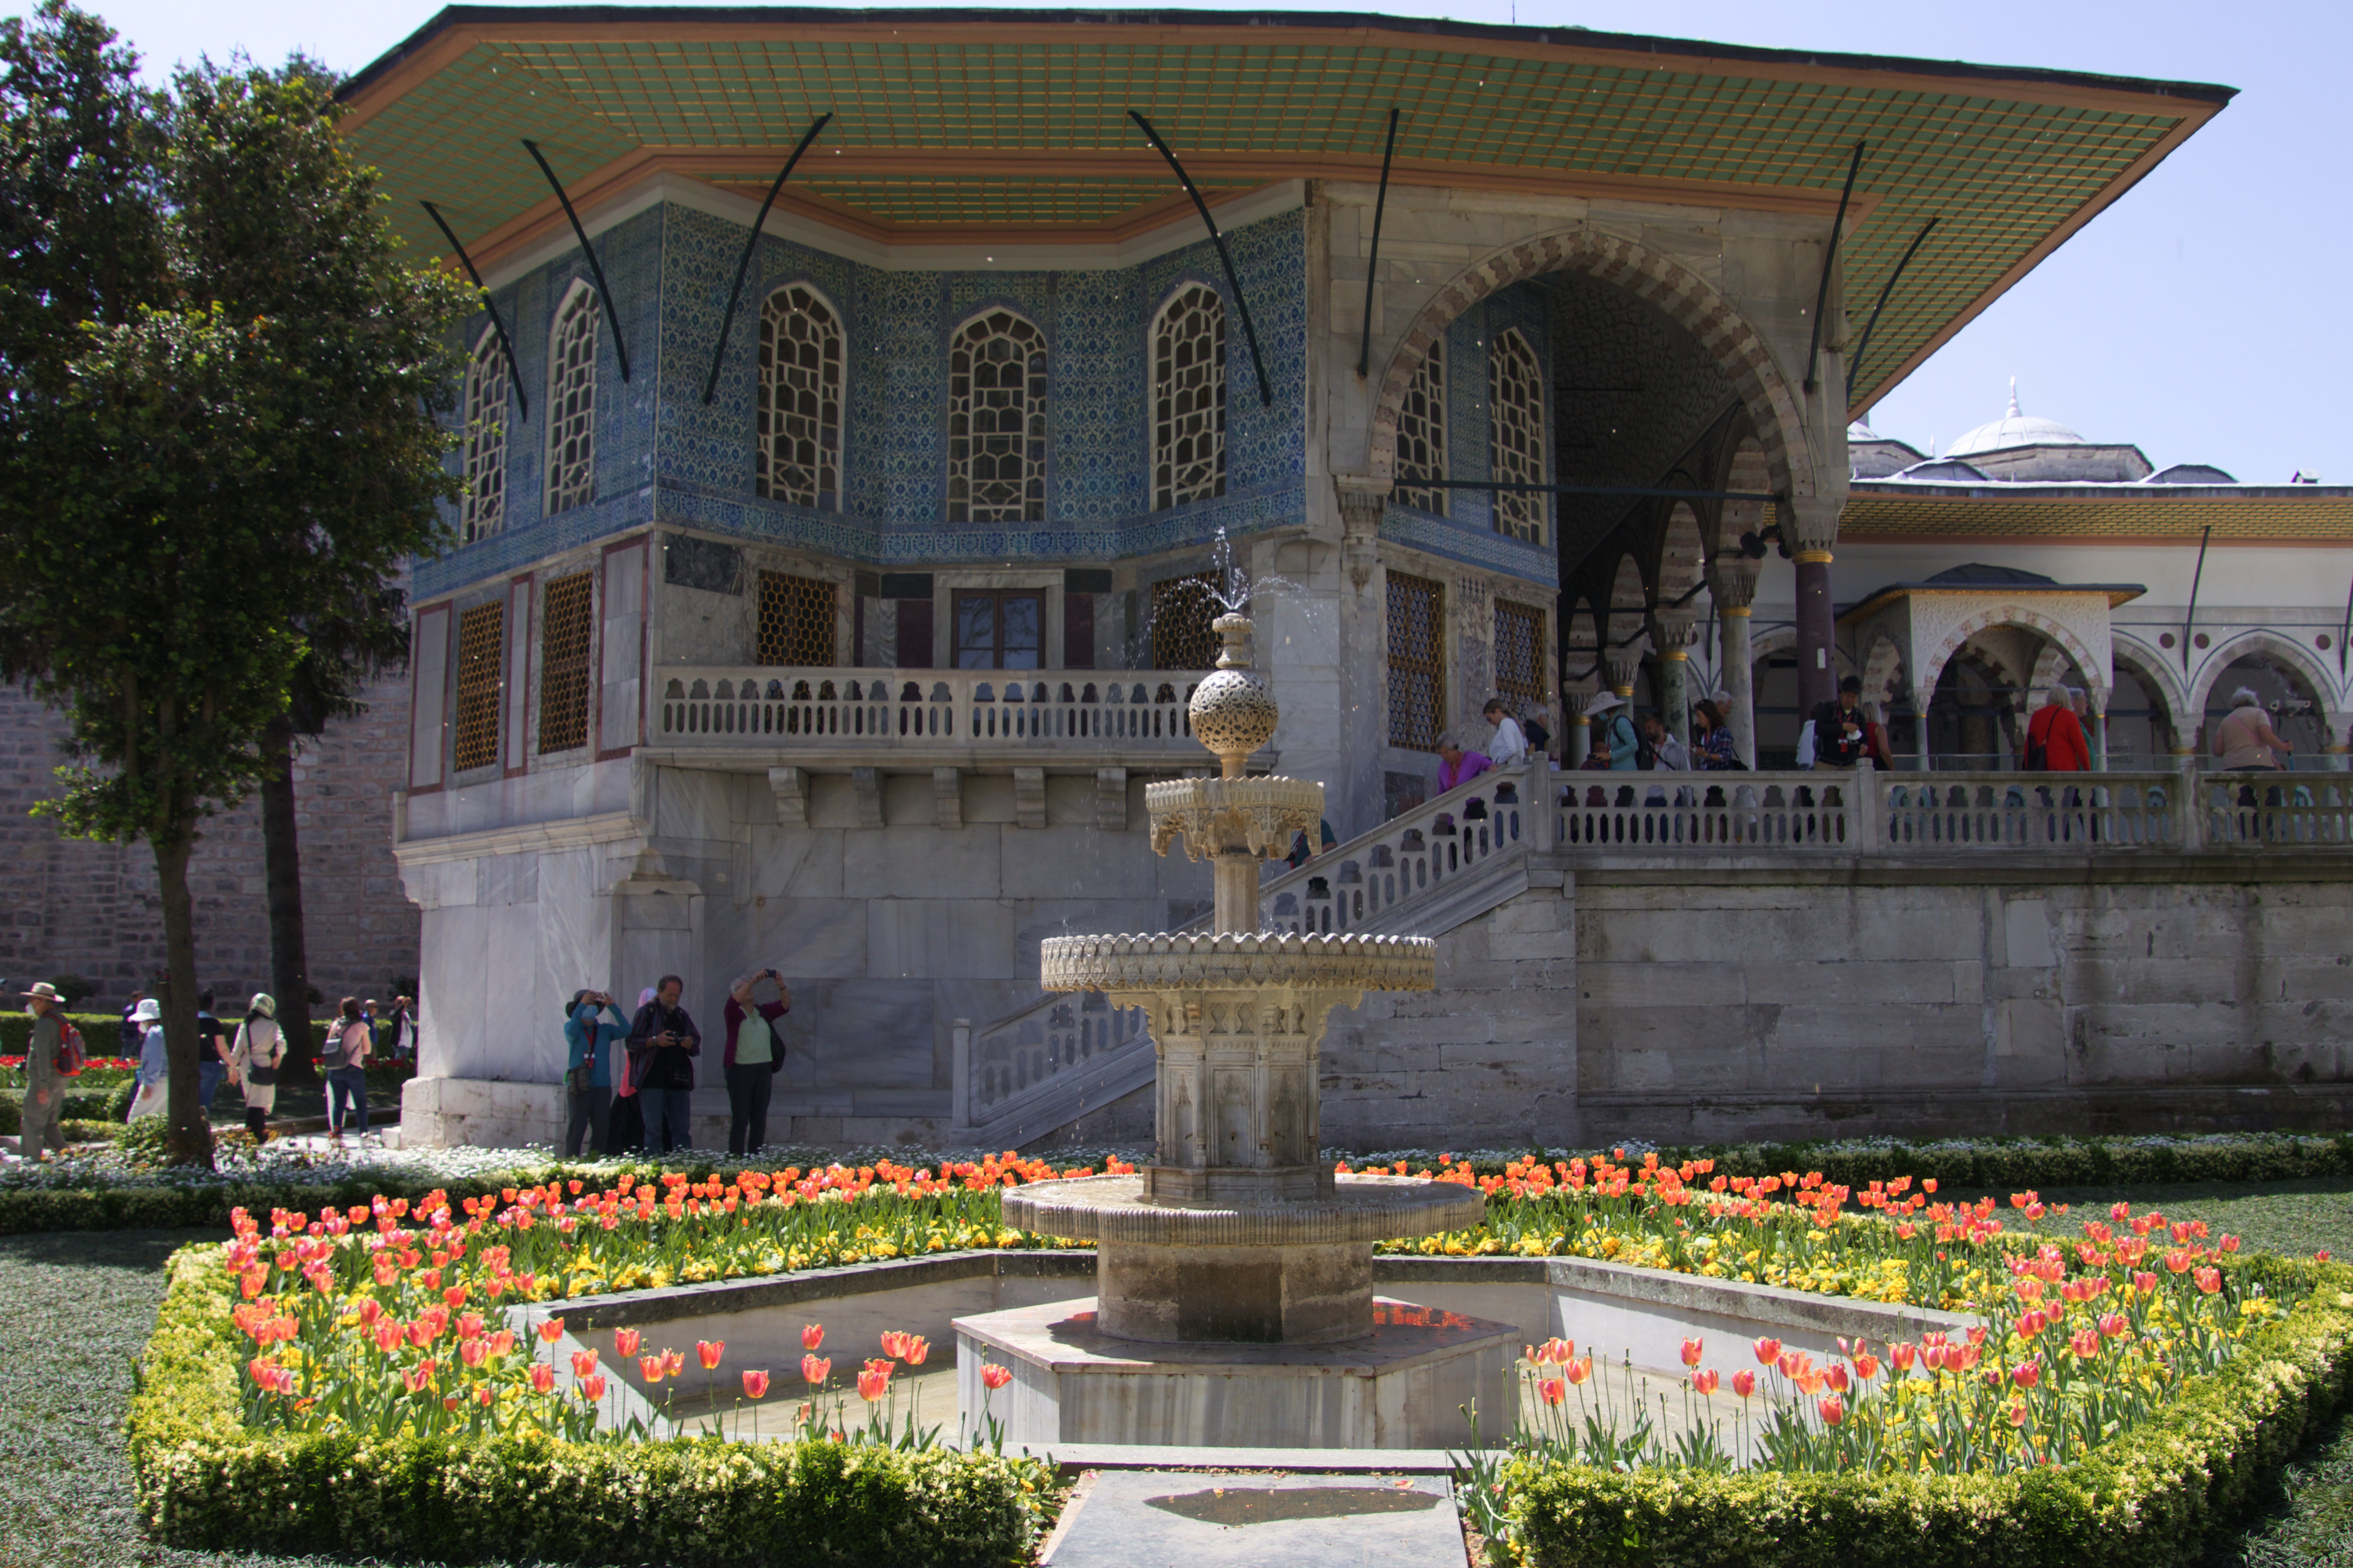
[1946,378,2085,457]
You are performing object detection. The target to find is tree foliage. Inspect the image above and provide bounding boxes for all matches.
[0,2,475,1164]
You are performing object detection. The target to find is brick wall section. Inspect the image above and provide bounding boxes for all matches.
[0,677,419,1010]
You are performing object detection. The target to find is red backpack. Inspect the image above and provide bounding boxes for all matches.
[55,1019,86,1077]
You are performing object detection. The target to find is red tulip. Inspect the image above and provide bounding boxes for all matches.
[2069,1329,2100,1359]
[1538,1376,1567,1406]
[2011,1361,2040,1389]
[698,1339,725,1370]
[405,1362,435,1393]
[1852,1353,1880,1382]
[2318,1250,2332,1263]
[614,1327,642,1357]
[802,1354,831,1385]
[579,1374,606,1402]
[802,1323,825,1351]
[1732,1370,1757,1399]
[1817,1394,1844,1426]
[457,1312,485,1340]
[356,1297,383,1327]
[1680,1336,1704,1368]
[1754,1336,1782,1366]
[530,1362,556,1394]
[444,1285,469,1310]
[1824,1364,1849,1393]
[537,1317,565,1344]
[2194,1267,2222,1295]
[2220,1235,2241,1253]
[406,1321,435,1349]
[979,1363,1012,1391]
[2098,1312,2131,1339]
[374,1322,402,1354]
[743,1370,771,1400]
[2164,1249,2194,1275]
[571,1349,600,1377]
[1691,1369,1720,1396]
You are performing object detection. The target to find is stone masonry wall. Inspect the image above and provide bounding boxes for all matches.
[0,678,420,1012]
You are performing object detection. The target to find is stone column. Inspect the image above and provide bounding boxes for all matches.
[1786,495,1847,719]
[1911,687,1935,772]
[1649,613,1702,750]
[1562,690,1597,768]
[1708,563,1759,769]
[2092,706,2110,772]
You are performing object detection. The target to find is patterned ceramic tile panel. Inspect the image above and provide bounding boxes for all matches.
[418,202,1308,597]
[1379,506,1559,588]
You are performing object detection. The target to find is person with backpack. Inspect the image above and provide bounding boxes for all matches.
[1588,693,1641,771]
[228,994,286,1142]
[16,982,71,1160]
[321,996,372,1145]
[719,969,793,1157]
[564,989,629,1157]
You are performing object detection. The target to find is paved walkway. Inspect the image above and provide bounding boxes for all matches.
[1041,1470,1466,1567]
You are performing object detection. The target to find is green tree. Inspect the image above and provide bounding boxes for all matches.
[0,8,473,1164]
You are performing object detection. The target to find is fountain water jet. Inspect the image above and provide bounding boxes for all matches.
[954,613,1516,1448]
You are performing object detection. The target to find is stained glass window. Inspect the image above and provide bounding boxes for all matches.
[948,311,1046,523]
[758,284,842,509]
[1152,284,1225,511]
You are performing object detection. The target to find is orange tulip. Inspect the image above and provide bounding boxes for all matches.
[901,1335,930,1367]
[488,1330,517,1357]
[530,1362,556,1394]
[662,1349,685,1378]
[2008,1402,2028,1427]
[1890,1342,1917,1372]
[2011,1361,2040,1389]
[1852,1353,1880,1381]
[640,1355,665,1384]
[537,1318,565,1344]
[2097,1312,2130,1339]
[1754,1336,1782,1366]
[698,1340,725,1370]
[2194,1267,2222,1295]
[459,1338,488,1369]
[857,1362,892,1402]
[1691,1369,1720,1396]
[1817,1394,1844,1426]
[1680,1336,1704,1368]
[1824,1364,1849,1393]
[980,1363,1013,1391]
[374,1322,401,1354]
[743,1369,771,1399]
[614,1327,642,1357]
[571,1349,600,1377]
[2131,1270,2159,1294]
[802,1354,831,1385]
[1731,1370,1756,1399]
[1564,1355,1593,1387]
[1538,1376,1567,1406]
[879,1330,909,1360]
[580,1373,606,1402]
[2164,1249,2194,1275]
[802,1323,825,1351]
[405,1362,435,1393]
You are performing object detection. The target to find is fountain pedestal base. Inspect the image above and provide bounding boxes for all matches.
[953,1296,1516,1450]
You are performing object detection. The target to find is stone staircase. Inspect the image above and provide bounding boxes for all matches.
[949,758,1553,1149]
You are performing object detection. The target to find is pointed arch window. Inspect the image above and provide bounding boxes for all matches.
[1488,327,1546,545]
[948,310,1046,524]
[1152,283,1225,511]
[758,283,843,509]
[459,328,509,543]
[1395,341,1446,516]
[545,283,598,517]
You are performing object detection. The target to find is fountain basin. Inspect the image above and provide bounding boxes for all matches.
[1041,930,1436,991]
[953,1296,1516,1450]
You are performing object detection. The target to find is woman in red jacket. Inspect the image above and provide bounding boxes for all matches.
[2024,685,2092,772]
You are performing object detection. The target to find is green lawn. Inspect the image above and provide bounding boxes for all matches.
[9,1178,2353,1567]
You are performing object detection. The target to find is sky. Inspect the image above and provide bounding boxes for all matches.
[73,0,2352,484]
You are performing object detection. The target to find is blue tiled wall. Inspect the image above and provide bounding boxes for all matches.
[1380,288,1559,589]
[418,202,1308,599]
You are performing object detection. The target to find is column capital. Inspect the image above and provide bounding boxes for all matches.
[1332,474,1391,591]
[1603,649,1645,696]
[1785,492,1847,555]
[1647,612,1702,654]
[1707,561,1759,612]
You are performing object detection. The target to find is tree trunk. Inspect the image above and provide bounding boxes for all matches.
[153,833,214,1169]
[260,714,319,1087]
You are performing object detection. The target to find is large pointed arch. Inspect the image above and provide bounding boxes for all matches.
[1368,229,1820,504]
[2189,630,2345,720]
[1914,606,2108,714]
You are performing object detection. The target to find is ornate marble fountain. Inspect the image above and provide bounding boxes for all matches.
[954,613,1515,1449]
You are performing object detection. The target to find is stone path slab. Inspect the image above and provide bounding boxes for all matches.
[1039,1469,1465,1568]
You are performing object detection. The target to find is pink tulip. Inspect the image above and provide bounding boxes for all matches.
[743,1369,771,1399]
[979,1363,1012,1391]
[802,1323,825,1351]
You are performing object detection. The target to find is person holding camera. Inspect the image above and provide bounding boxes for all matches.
[626,976,702,1154]
[562,988,629,1157]
[720,969,794,1156]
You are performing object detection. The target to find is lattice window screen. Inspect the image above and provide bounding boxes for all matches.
[452,602,505,773]
[948,311,1047,523]
[758,285,842,508]
[1151,574,1220,670]
[461,333,508,543]
[537,572,594,754]
[757,571,837,666]
[545,286,598,516]
[1386,572,1445,751]
[1488,328,1547,545]
[1494,600,1547,709]
[1152,284,1225,511]
[1394,342,1446,516]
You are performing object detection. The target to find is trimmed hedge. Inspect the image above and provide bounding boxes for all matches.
[0,1086,122,1133]
[1510,1255,2353,1567]
[128,1245,1052,1565]
[0,1011,134,1059]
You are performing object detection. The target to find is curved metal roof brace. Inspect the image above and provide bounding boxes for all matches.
[522,138,632,382]
[1129,109,1274,408]
[1847,216,1940,403]
[702,113,834,406]
[1802,142,1865,396]
[421,201,528,420]
[1355,108,1401,379]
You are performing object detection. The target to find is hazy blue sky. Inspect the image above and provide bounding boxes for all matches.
[78,0,2351,483]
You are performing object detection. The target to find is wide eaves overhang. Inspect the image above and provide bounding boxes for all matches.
[340,6,2232,415]
[1842,482,2353,543]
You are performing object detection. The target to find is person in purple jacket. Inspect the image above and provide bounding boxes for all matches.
[720,968,793,1156]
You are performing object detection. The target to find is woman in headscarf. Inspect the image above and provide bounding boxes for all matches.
[228,993,285,1141]
[125,998,167,1120]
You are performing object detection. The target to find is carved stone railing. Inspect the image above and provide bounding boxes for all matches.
[952,990,1152,1147]
[654,667,1212,753]
[2194,772,2353,847]
[1557,771,1856,851]
[1880,772,2184,850]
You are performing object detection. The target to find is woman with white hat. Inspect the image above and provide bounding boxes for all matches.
[126,998,168,1120]
[228,994,285,1141]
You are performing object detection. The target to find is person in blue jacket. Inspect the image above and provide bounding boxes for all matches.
[563,989,629,1156]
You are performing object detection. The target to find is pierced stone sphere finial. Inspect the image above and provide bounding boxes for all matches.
[1188,614,1278,772]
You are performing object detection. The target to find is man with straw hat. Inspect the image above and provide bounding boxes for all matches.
[15,983,67,1160]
